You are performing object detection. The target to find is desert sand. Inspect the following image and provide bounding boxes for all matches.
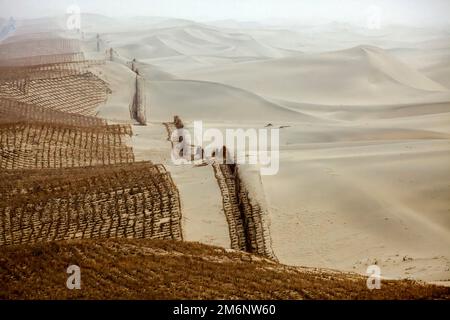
[16,15,448,285]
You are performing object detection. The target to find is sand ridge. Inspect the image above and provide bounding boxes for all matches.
[34,14,450,284]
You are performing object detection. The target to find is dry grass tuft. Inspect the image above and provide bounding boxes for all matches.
[0,239,448,300]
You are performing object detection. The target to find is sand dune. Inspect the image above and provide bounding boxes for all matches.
[422,61,450,88]
[94,61,136,122]
[95,60,318,123]
[260,139,450,282]
[182,46,449,105]
[104,23,295,68]
[363,46,447,92]
[42,15,450,284]
[146,78,320,122]
[118,38,182,60]
[271,99,450,122]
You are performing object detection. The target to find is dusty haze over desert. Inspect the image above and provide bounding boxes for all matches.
[1,0,449,288]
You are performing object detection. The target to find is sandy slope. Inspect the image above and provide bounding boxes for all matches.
[261,138,450,282]
[93,61,136,121]
[147,79,320,122]
[181,46,449,105]
[88,17,449,284]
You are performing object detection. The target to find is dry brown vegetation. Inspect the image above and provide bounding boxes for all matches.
[0,52,86,67]
[0,42,110,117]
[1,35,447,301]
[130,74,147,125]
[0,71,110,116]
[0,43,126,170]
[0,238,448,300]
[0,98,107,126]
[0,162,182,246]
[0,39,81,61]
[213,163,275,259]
[0,60,105,82]
[0,122,134,169]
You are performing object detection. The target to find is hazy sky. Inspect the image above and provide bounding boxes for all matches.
[1,0,449,27]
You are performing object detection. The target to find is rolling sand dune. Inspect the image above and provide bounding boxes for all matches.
[118,37,183,59]
[147,79,320,122]
[181,46,449,105]
[28,15,450,285]
[103,23,296,70]
[271,99,450,122]
[363,46,447,92]
[422,61,450,88]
